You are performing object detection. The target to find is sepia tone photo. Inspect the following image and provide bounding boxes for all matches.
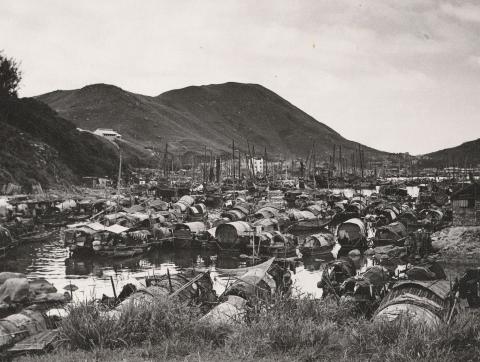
[1,1,480,361]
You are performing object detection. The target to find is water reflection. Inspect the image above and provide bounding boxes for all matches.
[2,218,475,303]
[2,235,323,300]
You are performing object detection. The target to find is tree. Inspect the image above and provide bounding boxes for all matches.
[0,51,22,98]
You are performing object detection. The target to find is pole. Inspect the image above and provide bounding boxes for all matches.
[117,149,122,195]
[238,149,241,181]
[339,145,343,178]
[313,142,316,193]
[167,268,173,293]
[252,230,255,264]
[232,140,235,181]
[163,142,168,178]
[110,276,117,299]
[264,147,268,178]
[332,144,336,178]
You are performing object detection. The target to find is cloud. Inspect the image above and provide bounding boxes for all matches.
[1,0,480,154]
[467,55,480,68]
[440,2,480,23]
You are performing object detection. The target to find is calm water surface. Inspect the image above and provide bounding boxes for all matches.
[1,234,326,301]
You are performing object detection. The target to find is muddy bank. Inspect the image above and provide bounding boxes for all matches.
[432,226,480,262]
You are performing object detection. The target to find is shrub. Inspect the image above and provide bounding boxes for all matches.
[55,294,480,362]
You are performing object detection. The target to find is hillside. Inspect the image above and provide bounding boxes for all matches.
[419,138,480,168]
[37,82,390,161]
[0,96,153,190]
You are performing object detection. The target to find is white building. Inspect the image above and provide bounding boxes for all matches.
[93,128,122,140]
[252,157,264,176]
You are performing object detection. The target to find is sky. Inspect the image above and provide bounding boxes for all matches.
[1,0,480,155]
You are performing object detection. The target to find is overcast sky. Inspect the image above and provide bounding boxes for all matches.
[2,0,480,155]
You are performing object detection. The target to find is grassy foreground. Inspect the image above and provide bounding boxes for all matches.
[16,296,480,362]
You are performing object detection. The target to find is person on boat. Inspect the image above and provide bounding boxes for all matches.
[317,249,362,298]
[412,228,431,258]
[347,249,362,270]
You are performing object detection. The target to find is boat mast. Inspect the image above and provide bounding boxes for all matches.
[232,139,235,181]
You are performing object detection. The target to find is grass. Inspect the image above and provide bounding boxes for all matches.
[14,295,480,362]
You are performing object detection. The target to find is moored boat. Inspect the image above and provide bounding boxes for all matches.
[299,231,335,257]
[374,280,454,328]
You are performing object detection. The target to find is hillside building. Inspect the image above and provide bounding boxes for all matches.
[93,128,122,140]
[451,183,480,226]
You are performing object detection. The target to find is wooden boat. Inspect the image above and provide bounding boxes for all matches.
[151,225,174,247]
[287,210,331,232]
[8,329,59,356]
[0,226,17,257]
[62,225,97,255]
[202,258,294,326]
[92,227,153,257]
[221,203,252,222]
[397,211,420,233]
[455,268,480,307]
[299,231,335,257]
[17,230,56,244]
[185,203,208,222]
[374,280,453,328]
[254,232,297,258]
[215,221,252,251]
[2,218,35,239]
[317,258,357,298]
[37,207,68,228]
[283,190,303,205]
[0,276,70,318]
[144,271,216,303]
[67,214,90,223]
[418,208,445,230]
[254,206,281,220]
[107,270,217,319]
[373,221,407,247]
[336,218,368,254]
[172,222,209,248]
[216,257,277,300]
[0,308,47,351]
[64,223,154,258]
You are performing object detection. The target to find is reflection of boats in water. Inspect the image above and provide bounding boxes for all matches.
[65,255,146,276]
[0,226,16,257]
[94,244,152,258]
[17,230,57,244]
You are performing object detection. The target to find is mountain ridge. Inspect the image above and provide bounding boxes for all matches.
[419,138,480,168]
[36,82,390,162]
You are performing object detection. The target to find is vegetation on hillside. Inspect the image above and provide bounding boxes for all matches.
[0,96,151,189]
[0,52,154,190]
[0,51,22,97]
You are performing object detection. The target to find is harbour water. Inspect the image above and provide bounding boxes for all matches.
[1,233,327,301]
